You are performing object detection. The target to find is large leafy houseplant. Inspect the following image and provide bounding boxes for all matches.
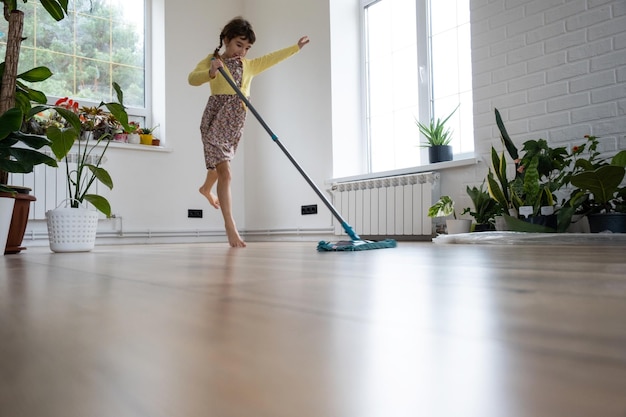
[0,0,69,187]
[44,82,131,217]
[486,108,571,232]
[567,135,626,215]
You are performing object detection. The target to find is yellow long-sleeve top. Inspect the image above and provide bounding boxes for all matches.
[187,44,300,96]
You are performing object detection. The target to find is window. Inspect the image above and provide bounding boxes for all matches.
[0,0,147,122]
[363,0,473,172]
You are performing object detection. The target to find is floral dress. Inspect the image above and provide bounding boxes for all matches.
[199,57,247,170]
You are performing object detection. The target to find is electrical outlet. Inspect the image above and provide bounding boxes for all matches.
[188,209,203,218]
[301,204,318,215]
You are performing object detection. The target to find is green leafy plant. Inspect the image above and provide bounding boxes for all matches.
[415,105,459,147]
[45,82,131,217]
[462,181,501,228]
[1,0,70,186]
[428,195,457,219]
[568,136,626,214]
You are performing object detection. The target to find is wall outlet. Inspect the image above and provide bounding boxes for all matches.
[301,204,318,215]
[188,209,203,218]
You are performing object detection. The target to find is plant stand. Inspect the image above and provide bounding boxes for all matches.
[1,188,36,254]
[46,207,99,252]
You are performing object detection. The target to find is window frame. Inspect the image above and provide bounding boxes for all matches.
[360,0,473,174]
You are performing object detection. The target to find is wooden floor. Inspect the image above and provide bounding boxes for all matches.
[1,240,625,417]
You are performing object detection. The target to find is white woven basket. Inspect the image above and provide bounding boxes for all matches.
[46,207,99,253]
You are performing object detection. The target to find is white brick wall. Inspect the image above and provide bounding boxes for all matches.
[471,0,626,163]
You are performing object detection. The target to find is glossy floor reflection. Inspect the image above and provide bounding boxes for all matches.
[1,241,625,417]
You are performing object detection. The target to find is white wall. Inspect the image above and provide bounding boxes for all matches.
[241,0,334,233]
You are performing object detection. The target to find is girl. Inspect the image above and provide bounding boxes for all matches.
[188,17,309,248]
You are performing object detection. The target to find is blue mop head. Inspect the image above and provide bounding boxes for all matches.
[317,239,397,252]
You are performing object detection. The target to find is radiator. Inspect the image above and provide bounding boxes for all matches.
[331,172,439,238]
[8,153,103,220]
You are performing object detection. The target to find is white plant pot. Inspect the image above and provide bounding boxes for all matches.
[127,133,140,144]
[46,207,99,253]
[446,219,472,234]
[0,197,16,256]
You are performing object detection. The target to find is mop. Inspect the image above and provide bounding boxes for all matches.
[217,66,397,251]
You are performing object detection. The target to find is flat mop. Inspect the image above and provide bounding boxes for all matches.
[217,66,396,251]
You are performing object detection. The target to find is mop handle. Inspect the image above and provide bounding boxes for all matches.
[216,66,360,240]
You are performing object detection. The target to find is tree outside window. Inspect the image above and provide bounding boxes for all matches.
[0,0,145,110]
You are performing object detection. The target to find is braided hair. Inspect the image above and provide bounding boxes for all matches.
[213,17,257,60]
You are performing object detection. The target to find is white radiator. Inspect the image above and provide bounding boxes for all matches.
[8,153,103,220]
[331,172,439,238]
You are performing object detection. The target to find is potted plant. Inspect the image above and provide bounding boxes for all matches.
[44,82,131,252]
[567,135,626,233]
[1,0,69,253]
[428,195,471,234]
[415,105,458,163]
[0,107,57,254]
[463,181,501,231]
[486,108,569,232]
[138,125,159,145]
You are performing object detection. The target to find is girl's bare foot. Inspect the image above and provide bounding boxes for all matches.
[225,225,246,247]
[199,186,220,209]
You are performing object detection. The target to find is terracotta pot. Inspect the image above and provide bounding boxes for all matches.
[152,138,160,146]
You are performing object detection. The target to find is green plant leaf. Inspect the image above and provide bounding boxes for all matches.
[611,150,626,167]
[8,147,57,168]
[503,214,556,233]
[570,165,625,205]
[494,108,519,160]
[10,130,52,150]
[428,195,455,218]
[0,108,23,139]
[39,0,68,21]
[17,66,53,82]
[83,194,112,218]
[47,125,77,161]
[85,164,113,190]
[487,170,508,209]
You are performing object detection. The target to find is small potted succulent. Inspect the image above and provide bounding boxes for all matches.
[415,105,458,163]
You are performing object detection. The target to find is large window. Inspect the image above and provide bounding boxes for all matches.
[0,0,147,119]
[363,0,473,172]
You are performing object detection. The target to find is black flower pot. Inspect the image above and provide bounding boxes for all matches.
[588,213,626,233]
[522,214,557,231]
[428,145,453,163]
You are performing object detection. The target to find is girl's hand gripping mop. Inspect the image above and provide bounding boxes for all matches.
[217,66,396,251]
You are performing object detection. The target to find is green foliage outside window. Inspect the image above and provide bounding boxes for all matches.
[0,0,145,107]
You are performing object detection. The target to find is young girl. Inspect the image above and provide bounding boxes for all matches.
[188,17,309,248]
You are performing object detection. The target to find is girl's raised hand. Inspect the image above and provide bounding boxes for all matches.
[209,57,223,78]
[297,36,310,49]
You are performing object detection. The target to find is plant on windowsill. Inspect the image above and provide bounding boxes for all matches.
[428,195,471,234]
[138,124,159,145]
[415,104,459,163]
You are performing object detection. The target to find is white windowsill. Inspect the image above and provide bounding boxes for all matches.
[327,155,479,184]
[106,141,173,153]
